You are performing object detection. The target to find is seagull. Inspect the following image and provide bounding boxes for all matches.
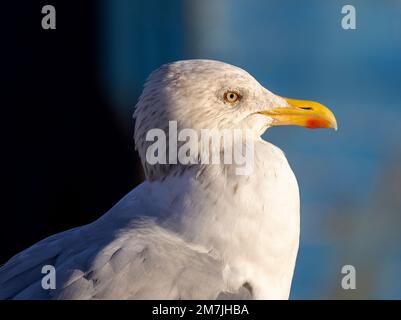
[0,60,337,300]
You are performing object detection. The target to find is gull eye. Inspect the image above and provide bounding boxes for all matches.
[224,91,241,104]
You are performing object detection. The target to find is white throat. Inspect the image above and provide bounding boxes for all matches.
[142,139,301,299]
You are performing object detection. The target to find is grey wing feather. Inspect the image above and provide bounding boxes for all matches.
[0,219,245,300]
[0,227,80,299]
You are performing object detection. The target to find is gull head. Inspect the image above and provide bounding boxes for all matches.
[134,59,337,179]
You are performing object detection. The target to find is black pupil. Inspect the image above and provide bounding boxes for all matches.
[230,94,235,99]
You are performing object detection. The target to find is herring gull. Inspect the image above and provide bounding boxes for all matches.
[0,60,337,299]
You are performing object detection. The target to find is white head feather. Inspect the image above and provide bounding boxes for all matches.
[134,59,287,179]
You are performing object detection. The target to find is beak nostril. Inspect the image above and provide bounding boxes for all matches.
[299,107,312,110]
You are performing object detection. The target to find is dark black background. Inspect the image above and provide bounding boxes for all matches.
[1,1,143,264]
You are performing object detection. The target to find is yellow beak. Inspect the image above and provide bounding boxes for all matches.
[259,98,338,130]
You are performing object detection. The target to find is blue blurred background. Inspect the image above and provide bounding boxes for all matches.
[100,0,401,299]
[2,0,400,299]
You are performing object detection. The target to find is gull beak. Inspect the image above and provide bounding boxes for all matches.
[259,97,338,130]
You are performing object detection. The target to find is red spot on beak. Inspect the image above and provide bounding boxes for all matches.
[306,119,329,129]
